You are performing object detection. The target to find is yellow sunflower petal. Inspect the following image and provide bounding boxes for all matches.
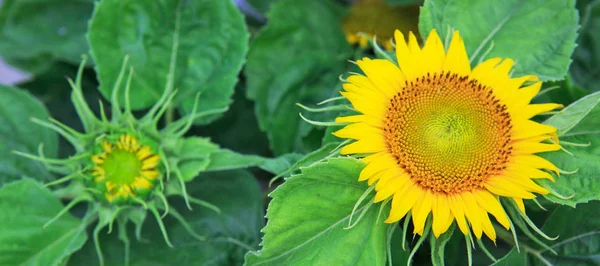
[443,30,470,75]
[385,182,421,223]
[421,29,445,73]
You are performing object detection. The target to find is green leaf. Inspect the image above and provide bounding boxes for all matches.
[0,0,93,71]
[245,0,352,154]
[491,249,527,266]
[0,85,57,184]
[88,0,249,124]
[205,149,301,175]
[543,91,600,136]
[539,135,600,207]
[0,179,88,266]
[68,170,263,266]
[245,157,388,266]
[419,0,579,81]
[172,137,219,181]
[570,0,600,92]
[537,202,600,266]
[389,227,410,266]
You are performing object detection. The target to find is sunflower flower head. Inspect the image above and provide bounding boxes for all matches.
[91,134,160,203]
[331,29,564,245]
[342,0,419,51]
[17,56,220,266]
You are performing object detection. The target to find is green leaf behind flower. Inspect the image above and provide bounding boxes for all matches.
[419,0,579,81]
[245,0,352,155]
[88,0,249,124]
[245,157,388,266]
[570,0,600,92]
[544,91,600,137]
[491,249,527,266]
[0,179,88,266]
[0,85,58,184]
[0,0,93,72]
[535,202,600,266]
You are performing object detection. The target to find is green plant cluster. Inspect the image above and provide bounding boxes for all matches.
[0,0,599,266]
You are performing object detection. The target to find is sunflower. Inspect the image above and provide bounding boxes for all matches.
[91,134,160,202]
[333,29,562,241]
[342,0,419,51]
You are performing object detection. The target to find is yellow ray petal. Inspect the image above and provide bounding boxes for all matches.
[374,175,409,203]
[335,114,383,128]
[484,178,537,199]
[513,198,526,214]
[512,141,561,155]
[448,194,469,235]
[513,103,563,120]
[473,190,510,229]
[356,58,405,98]
[341,91,387,118]
[421,29,445,73]
[471,57,502,81]
[480,212,497,242]
[461,193,483,239]
[432,195,452,237]
[443,31,470,75]
[510,155,559,176]
[512,120,557,140]
[385,182,421,223]
[333,122,383,140]
[340,138,387,155]
[412,190,433,234]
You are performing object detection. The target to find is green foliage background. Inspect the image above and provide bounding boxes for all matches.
[0,0,599,265]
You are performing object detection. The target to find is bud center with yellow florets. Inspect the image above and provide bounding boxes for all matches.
[91,134,160,203]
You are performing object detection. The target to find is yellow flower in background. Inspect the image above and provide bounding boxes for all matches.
[333,29,563,240]
[342,0,419,50]
[92,134,160,203]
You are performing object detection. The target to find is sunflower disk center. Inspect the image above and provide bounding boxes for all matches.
[384,72,512,194]
[102,150,142,185]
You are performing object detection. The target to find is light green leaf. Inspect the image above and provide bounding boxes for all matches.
[88,0,249,124]
[544,91,600,136]
[171,137,219,181]
[537,202,600,266]
[0,85,57,184]
[539,135,600,207]
[68,170,263,266]
[0,179,88,266]
[0,0,93,71]
[419,0,578,81]
[491,249,527,266]
[245,0,352,154]
[570,0,600,92]
[245,157,388,266]
[205,149,301,175]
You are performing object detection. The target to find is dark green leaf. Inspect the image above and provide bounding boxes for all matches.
[0,0,92,71]
[88,0,249,124]
[172,137,219,181]
[245,0,352,154]
[69,170,263,266]
[537,202,600,266]
[205,149,301,175]
[570,0,600,92]
[385,0,423,7]
[245,157,388,266]
[419,0,578,81]
[491,249,527,266]
[0,85,57,184]
[0,179,87,266]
